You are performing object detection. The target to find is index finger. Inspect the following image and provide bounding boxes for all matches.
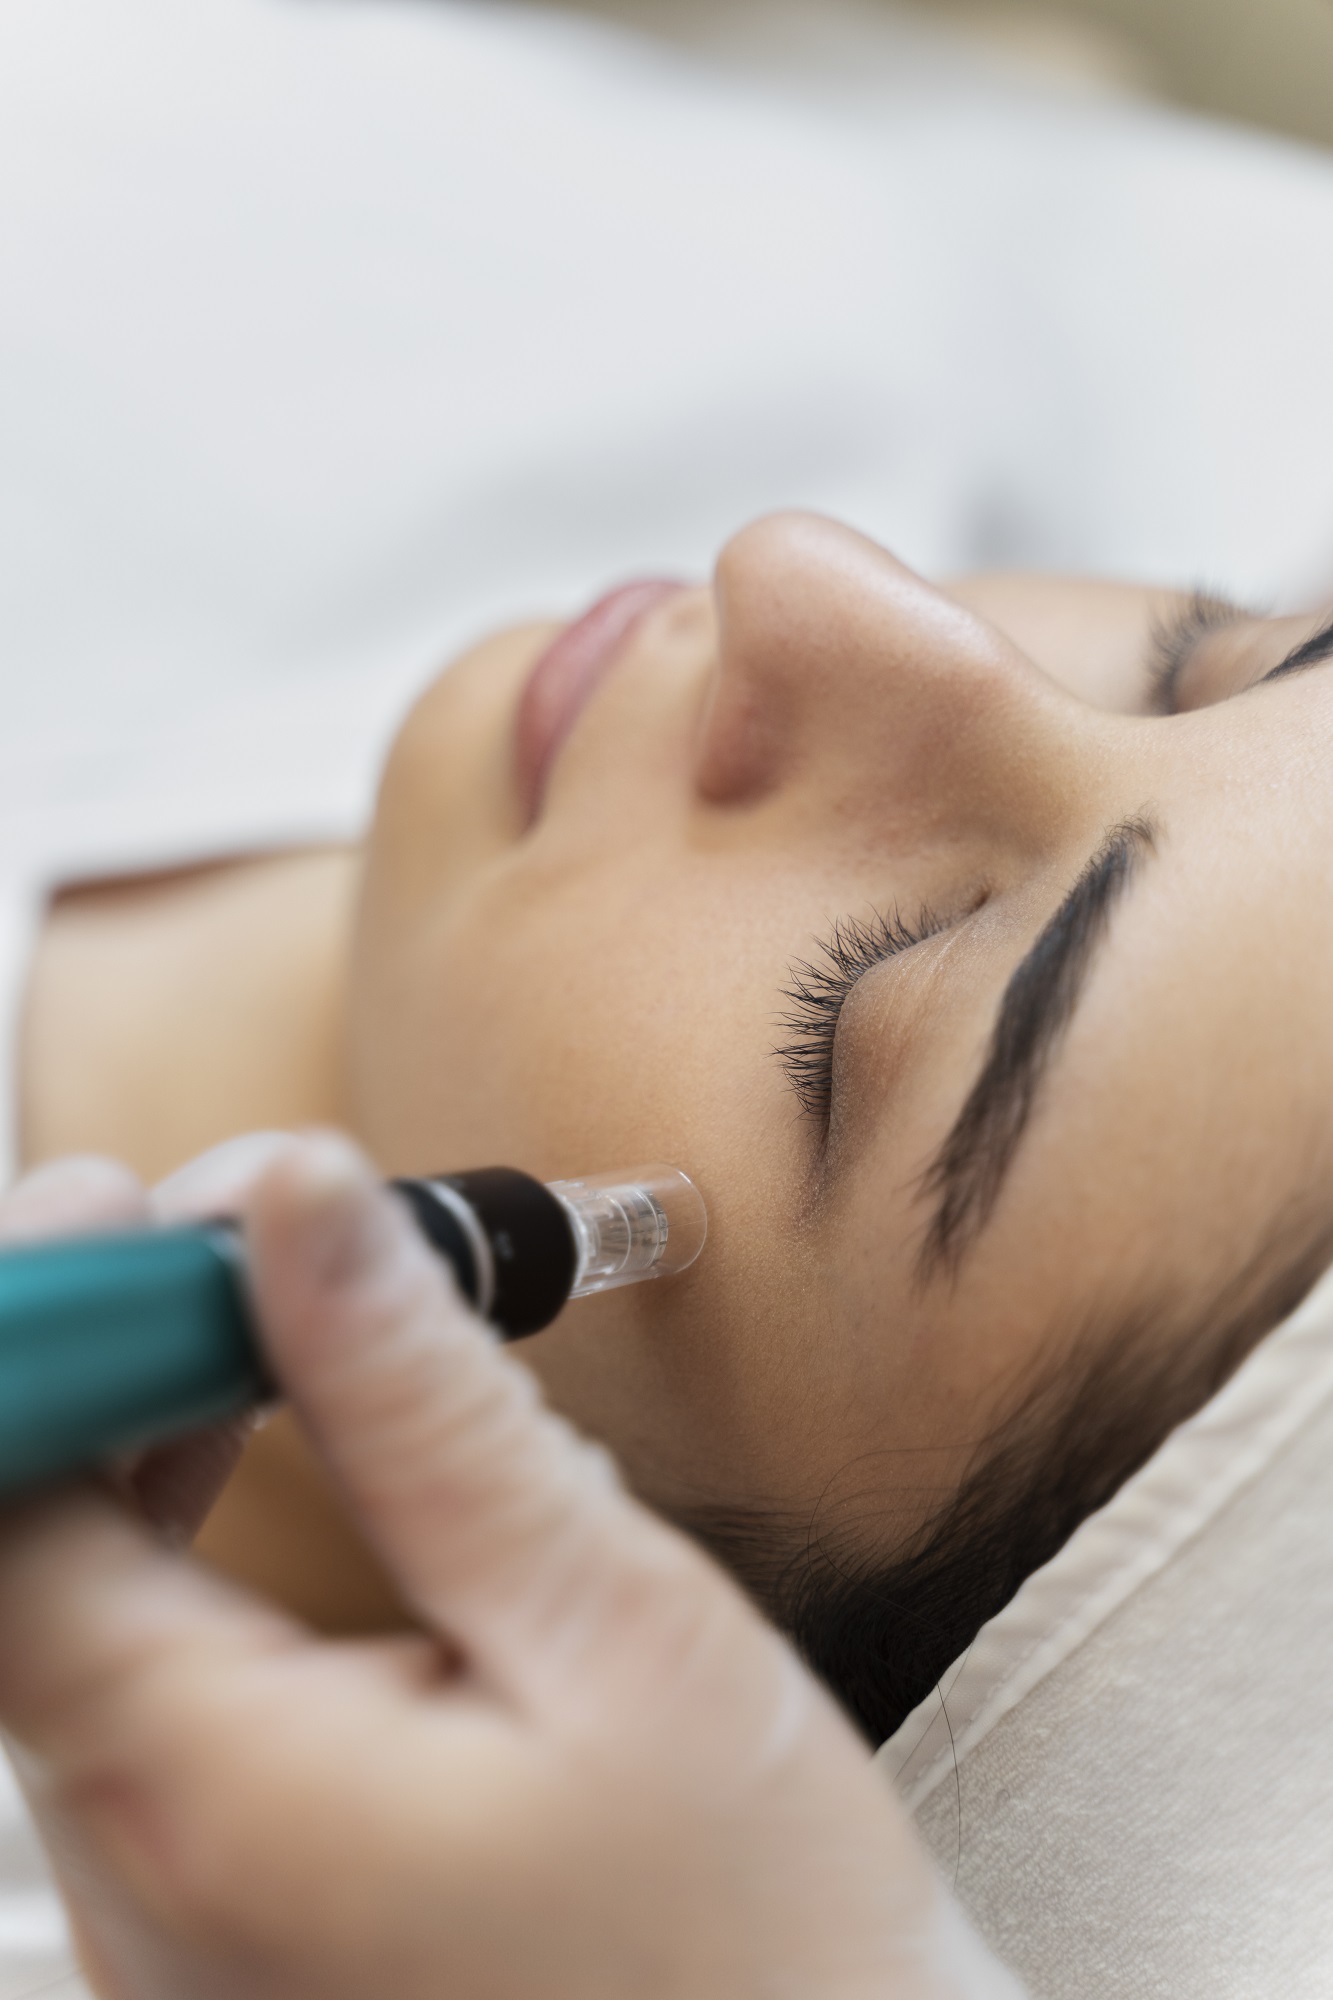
[246,1138,807,1760]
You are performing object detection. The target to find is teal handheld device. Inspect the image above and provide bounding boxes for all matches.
[0,1225,260,1495]
[0,1165,705,1497]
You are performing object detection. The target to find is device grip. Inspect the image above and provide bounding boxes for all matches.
[0,1226,268,1496]
[0,1162,680,1494]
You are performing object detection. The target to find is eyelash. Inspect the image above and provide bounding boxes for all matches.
[776,908,940,1122]
[1146,591,1246,715]
[1147,592,1333,712]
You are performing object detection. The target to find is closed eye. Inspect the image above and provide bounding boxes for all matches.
[1150,596,1333,714]
[776,908,943,1124]
[1146,591,1251,715]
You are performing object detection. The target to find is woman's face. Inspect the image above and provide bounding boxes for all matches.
[349,514,1333,1545]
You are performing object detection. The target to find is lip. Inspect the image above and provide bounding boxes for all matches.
[514,579,685,823]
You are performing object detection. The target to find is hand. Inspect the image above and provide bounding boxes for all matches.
[0,1139,1021,1999]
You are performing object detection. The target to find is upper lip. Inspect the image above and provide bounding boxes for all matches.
[513,579,686,823]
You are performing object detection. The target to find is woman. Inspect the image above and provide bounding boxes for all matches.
[21,509,1333,1752]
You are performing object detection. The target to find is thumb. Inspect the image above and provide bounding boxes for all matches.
[245,1136,804,1750]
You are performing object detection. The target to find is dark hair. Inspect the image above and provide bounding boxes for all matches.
[681,1209,1333,1745]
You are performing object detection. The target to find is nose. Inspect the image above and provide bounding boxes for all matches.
[695,514,1093,857]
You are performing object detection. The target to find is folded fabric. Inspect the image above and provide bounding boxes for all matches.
[880,1262,1333,1999]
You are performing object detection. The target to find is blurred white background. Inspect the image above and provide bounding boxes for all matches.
[5,0,1333,888]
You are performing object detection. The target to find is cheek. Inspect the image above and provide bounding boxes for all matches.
[347,858,855,1504]
[347,842,1000,1515]
[349,855,782,1187]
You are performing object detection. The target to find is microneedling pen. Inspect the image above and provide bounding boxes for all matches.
[0,1164,706,1498]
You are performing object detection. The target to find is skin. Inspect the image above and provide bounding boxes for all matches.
[21,511,1333,1613]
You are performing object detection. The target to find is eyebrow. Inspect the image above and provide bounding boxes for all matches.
[1259,611,1333,686]
[916,818,1156,1284]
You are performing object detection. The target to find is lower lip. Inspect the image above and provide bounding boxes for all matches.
[514,579,685,823]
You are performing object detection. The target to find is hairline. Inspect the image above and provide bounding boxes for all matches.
[678,1193,1333,1743]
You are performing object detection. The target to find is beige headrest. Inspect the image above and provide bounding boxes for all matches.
[877,1265,1333,1999]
